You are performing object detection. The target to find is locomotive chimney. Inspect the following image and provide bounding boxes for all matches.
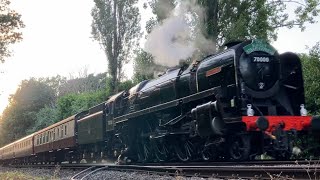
[224,40,243,48]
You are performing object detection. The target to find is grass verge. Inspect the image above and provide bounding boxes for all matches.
[0,171,52,180]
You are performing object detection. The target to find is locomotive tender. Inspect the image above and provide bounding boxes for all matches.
[1,39,320,164]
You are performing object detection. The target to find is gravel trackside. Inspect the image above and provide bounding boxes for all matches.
[0,166,229,180]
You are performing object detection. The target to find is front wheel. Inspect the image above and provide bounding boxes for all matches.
[228,134,251,161]
[274,142,293,160]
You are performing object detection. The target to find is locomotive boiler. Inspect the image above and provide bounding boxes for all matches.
[1,39,319,165]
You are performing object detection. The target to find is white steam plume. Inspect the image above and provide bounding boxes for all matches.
[144,0,216,67]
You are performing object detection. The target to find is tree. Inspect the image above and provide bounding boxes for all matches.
[59,72,107,96]
[27,106,59,133]
[91,0,141,93]
[56,90,107,120]
[0,78,56,145]
[300,42,320,115]
[0,0,25,63]
[145,0,176,33]
[133,49,154,83]
[197,0,320,47]
[136,0,320,74]
[133,48,169,83]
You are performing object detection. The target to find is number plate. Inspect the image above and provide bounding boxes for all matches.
[251,56,271,63]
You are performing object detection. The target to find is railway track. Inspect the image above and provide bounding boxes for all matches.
[8,160,320,179]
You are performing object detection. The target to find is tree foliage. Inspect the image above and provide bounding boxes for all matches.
[56,90,107,120]
[198,0,320,46]
[133,49,155,83]
[27,106,59,134]
[91,0,141,93]
[0,0,25,62]
[0,73,110,146]
[145,0,175,33]
[300,42,320,115]
[134,0,320,80]
[59,73,107,96]
[0,78,56,145]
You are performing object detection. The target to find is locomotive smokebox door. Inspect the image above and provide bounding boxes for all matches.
[240,39,280,99]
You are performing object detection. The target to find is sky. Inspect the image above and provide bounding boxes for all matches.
[0,0,319,114]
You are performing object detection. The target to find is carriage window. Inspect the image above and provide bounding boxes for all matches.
[53,130,56,141]
[65,125,67,136]
[57,127,60,139]
[42,134,45,144]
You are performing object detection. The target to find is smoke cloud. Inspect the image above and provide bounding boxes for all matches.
[144,0,216,67]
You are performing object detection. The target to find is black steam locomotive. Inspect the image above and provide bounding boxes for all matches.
[1,39,319,164]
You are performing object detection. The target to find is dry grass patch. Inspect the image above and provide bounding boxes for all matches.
[0,171,52,180]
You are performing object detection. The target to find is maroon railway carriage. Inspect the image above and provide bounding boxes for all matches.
[13,134,34,164]
[33,115,77,163]
[0,134,33,164]
[0,142,15,164]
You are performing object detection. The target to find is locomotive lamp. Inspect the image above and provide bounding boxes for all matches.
[300,104,307,116]
[247,104,254,116]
